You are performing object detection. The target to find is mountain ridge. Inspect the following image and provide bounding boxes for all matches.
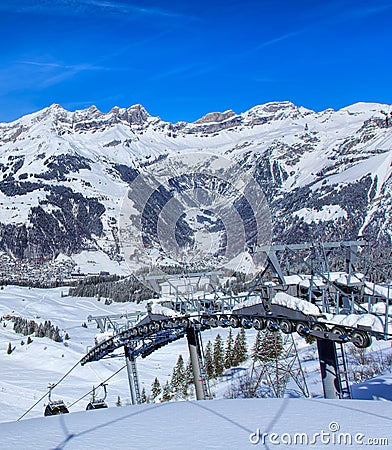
[0,101,391,264]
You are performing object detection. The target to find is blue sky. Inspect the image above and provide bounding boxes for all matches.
[0,0,391,123]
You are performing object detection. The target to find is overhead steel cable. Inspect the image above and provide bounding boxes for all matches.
[68,364,126,409]
[17,357,83,421]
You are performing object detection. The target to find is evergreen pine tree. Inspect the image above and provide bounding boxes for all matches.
[233,328,248,366]
[213,334,225,377]
[253,330,283,363]
[141,388,148,403]
[232,332,240,366]
[171,354,186,397]
[305,334,316,345]
[52,328,61,343]
[224,328,234,369]
[204,341,214,379]
[161,381,172,402]
[271,331,283,360]
[239,328,248,362]
[151,377,162,401]
[28,321,35,335]
[36,323,44,338]
[44,321,50,337]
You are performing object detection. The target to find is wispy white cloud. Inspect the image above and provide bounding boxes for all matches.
[9,27,170,90]
[18,60,108,71]
[312,0,392,27]
[345,2,392,19]
[172,30,304,80]
[81,0,182,18]
[253,31,302,52]
[0,59,112,91]
[0,0,185,19]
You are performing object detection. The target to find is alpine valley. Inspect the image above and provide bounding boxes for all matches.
[0,101,391,270]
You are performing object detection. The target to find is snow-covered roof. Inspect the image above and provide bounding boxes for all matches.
[284,272,365,288]
[134,301,179,326]
[272,292,321,316]
[232,292,321,316]
[322,313,385,333]
[335,272,364,286]
[364,281,392,299]
[150,302,179,317]
[94,331,114,345]
[232,295,261,311]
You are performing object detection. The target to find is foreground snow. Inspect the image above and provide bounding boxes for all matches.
[352,374,392,401]
[0,398,391,450]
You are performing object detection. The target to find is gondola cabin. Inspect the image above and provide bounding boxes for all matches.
[86,399,108,410]
[44,400,69,416]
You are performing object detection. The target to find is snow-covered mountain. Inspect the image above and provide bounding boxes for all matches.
[0,101,391,265]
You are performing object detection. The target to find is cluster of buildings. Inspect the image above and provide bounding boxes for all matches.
[0,253,77,287]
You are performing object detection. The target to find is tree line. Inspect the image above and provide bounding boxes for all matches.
[68,275,153,303]
[12,316,67,342]
[139,329,250,403]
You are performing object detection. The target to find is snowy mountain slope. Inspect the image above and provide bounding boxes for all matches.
[0,286,235,423]
[0,101,391,264]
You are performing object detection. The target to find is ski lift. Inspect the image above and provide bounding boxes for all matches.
[86,383,108,410]
[44,384,69,416]
[44,400,69,416]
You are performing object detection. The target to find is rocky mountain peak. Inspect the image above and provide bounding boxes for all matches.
[126,104,150,124]
[31,103,68,123]
[194,110,236,124]
[245,101,303,120]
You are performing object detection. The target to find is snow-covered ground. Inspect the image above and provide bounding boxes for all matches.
[1,285,392,449]
[63,251,130,276]
[0,397,391,450]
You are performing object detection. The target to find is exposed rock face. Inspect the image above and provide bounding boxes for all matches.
[194,110,236,124]
[0,101,391,260]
